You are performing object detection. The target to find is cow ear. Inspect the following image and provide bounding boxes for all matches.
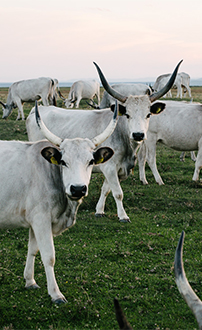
[93,147,114,165]
[110,104,126,116]
[41,146,62,165]
[150,102,166,114]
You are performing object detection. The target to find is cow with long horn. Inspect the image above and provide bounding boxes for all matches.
[0,101,117,304]
[175,231,202,329]
[27,60,182,222]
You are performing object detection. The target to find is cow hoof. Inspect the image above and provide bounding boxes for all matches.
[53,298,67,305]
[119,218,131,223]
[26,283,40,289]
[95,213,105,218]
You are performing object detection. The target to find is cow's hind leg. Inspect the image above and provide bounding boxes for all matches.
[31,215,67,304]
[24,227,40,289]
[15,98,25,120]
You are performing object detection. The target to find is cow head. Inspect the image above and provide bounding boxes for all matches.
[0,101,14,119]
[94,60,182,143]
[35,101,118,201]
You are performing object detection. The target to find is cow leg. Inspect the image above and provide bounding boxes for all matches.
[96,170,130,222]
[15,99,25,120]
[138,142,149,185]
[75,97,81,108]
[31,216,67,303]
[144,139,165,185]
[24,228,40,289]
[192,142,202,181]
[41,96,49,106]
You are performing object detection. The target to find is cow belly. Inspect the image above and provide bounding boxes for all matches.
[0,212,29,229]
[158,135,198,151]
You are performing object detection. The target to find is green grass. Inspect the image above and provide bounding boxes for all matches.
[0,88,202,329]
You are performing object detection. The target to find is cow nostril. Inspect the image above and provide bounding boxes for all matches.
[132,132,144,141]
[70,185,87,198]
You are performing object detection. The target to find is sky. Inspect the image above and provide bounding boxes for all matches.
[0,0,202,83]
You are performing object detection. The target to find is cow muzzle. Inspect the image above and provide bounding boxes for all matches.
[132,132,145,142]
[69,185,87,200]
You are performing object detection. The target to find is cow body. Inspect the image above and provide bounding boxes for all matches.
[152,72,191,99]
[0,102,116,303]
[138,101,202,185]
[64,80,100,108]
[1,77,57,120]
[26,100,165,222]
[99,83,152,108]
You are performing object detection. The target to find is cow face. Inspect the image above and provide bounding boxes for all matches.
[41,138,114,201]
[111,96,165,143]
[2,104,13,119]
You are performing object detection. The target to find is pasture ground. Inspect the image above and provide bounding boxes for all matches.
[0,87,202,329]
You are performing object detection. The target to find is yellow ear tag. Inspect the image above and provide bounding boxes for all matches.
[156,107,162,114]
[96,156,104,164]
[118,111,123,116]
[50,156,58,165]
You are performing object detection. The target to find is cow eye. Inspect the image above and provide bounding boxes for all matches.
[146,113,151,119]
[89,159,95,166]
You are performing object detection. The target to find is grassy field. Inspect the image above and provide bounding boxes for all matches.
[0,87,202,329]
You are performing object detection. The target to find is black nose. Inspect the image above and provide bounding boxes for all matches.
[132,132,144,141]
[70,185,87,199]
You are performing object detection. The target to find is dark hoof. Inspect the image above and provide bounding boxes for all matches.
[95,213,105,218]
[53,298,67,305]
[119,218,131,223]
[26,284,40,289]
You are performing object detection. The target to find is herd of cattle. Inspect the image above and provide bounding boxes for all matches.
[0,60,201,327]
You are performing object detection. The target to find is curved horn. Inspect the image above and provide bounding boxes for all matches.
[93,62,127,104]
[174,231,202,328]
[35,101,63,147]
[0,101,6,108]
[92,100,118,146]
[150,60,183,102]
[114,298,133,330]
[86,100,100,109]
[57,90,66,101]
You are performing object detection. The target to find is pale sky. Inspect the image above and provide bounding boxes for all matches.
[1,0,202,82]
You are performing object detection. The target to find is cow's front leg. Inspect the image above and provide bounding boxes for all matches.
[96,170,130,222]
[31,217,67,304]
[138,142,149,185]
[24,228,40,289]
[192,140,202,181]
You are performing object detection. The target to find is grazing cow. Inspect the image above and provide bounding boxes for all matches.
[0,101,117,304]
[0,77,57,120]
[90,83,152,109]
[26,61,182,222]
[152,72,191,99]
[137,100,202,185]
[114,231,202,330]
[59,79,100,108]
